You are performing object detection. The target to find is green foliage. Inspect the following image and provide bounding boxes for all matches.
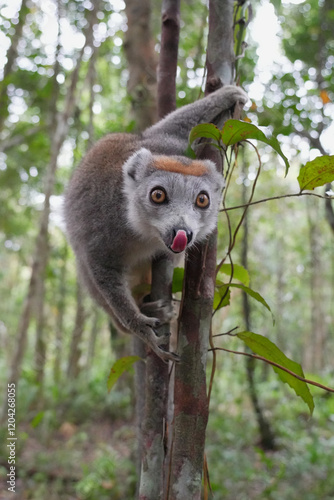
[76,450,136,500]
[189,122,221,143]
[298,155,334,191]
[206,374,334,500]
[188,114,331,413]
[218,263,250,287]
[172,266,185,294]
[189,120,290,175]
[216,283,273,319]
[222,119,290,176]
[107,356,141,392]
[237,331,315,414]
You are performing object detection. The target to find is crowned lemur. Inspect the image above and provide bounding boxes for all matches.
[64,85,247,363]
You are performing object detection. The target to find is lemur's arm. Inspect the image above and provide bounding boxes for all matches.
[141,85,247,155]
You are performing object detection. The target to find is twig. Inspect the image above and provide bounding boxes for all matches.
[210,346,334,394]
[221,191,332,212]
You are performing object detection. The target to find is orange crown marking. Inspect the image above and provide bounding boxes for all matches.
[154,157,208,176]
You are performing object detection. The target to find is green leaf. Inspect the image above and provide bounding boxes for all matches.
[237,331,314,414]
[184,144,197,159]
[226,283,274,322]
[297,155,334,191]
[31,411,45,428]
[218,263,250,286]
[172,267,184,294]
[213,285,231,310]
[221,119,290,176]
[107,356,141,392]
[188,123,222,145]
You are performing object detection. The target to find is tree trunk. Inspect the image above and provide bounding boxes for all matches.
[138,2,180,499]
[124,0,158,131]
[54,244,68,384]
[0,0,29,132]
[169,238,217,500]
[122,2,160,495]
[67,281,86,379]
[168,1,240,497]
[1,5,99,422]
[34,251,48,389]
[241,163,276,451]
[86,309,101,370]
[325,184,334,235]
[304,198,326,371]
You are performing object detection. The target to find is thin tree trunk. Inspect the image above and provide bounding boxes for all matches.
[34,250,48,389]
[67,281,86,379]
[1,6,99,422]
[138,2,179,498]
[325,184,334,235]
[169,238,217,500]
[86,309,101,370]
[168,1,239,497]
[0,0,29,132]
[124,0,157,131]
[157,0,180,118]
[122,2,159,495]
[54,244,69,383]
[241,163,276,451]
[304,198,326,371]
[275,232,285,350]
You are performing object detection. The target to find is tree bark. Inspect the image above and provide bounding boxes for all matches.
[168,1,240,497]
[241,163,276,451]
[157,0,180,118]
[122,2,161,496]
[138,2,180,499]
[67,281,86,379]
[169,238,217,500]
[124,0,158,131]
[304,198,327,371]
[54,244,68,384]
[86,309,101,370]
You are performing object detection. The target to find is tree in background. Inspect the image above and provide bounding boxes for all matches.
[0,1,333,499]
[252,0,334,372]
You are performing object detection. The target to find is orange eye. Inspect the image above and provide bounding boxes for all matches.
[150,187,167,204]
[196,192,210,209]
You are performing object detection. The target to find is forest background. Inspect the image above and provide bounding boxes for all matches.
[0,0,333,499]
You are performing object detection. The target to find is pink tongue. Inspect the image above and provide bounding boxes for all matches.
[171,230,188,253]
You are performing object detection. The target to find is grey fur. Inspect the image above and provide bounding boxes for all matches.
[64,85,247,362]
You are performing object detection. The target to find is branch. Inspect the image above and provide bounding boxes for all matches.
[0,126,42,152]
[211,346,334,394]
[221,190,332,212]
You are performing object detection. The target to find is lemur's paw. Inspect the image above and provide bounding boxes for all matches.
[155,346,180,364]
[140,299,175,324]
[133,317,180,363]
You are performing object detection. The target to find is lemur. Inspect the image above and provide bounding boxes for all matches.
[64,85,247,362]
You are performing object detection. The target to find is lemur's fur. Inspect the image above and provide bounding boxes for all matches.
[64,85,247,362]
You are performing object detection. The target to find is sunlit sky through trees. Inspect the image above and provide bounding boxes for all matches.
[1,0,333,155]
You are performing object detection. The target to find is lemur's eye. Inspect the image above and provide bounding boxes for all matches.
[150,187,167,204]
[196,191,210,209]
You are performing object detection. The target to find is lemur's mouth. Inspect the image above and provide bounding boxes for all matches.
[169,229,192,253]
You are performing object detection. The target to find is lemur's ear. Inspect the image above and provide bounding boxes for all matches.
[123,148,154,181]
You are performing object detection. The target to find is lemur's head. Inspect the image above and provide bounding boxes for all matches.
[123,148,224,254]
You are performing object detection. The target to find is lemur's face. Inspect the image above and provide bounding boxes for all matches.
[123,149,224,253]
